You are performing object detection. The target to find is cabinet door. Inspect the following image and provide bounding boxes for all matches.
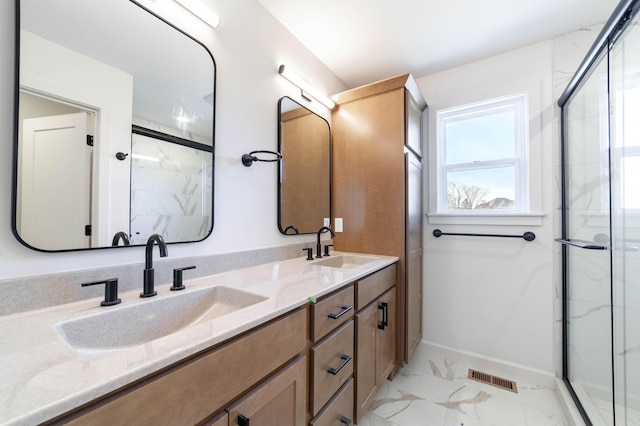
[355,301,379,422]
[332,87,406,257]
[405,152,422,363]
[377,287,397,381]
[227,356,306,426]
[405,90,422,158]
[355,288,397,423]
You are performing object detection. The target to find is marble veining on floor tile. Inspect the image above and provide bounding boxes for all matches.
[358,349,569,426]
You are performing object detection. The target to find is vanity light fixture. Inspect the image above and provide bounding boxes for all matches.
[278,65,335,110]
[175,0,221,28]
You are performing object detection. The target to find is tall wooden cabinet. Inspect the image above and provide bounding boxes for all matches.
[331,73,426,366]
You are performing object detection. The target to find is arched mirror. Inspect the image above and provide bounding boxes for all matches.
[13,0,215,251]
[278,97,331,235]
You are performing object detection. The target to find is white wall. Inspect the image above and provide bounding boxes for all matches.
[416,27,602,381]
[417,40,557,379]
[0,0,347,279]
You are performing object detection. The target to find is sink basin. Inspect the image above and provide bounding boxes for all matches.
[55,286,267,351]
[312,255,379,269]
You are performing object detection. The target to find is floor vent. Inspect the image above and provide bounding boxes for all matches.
[468,369,518,393]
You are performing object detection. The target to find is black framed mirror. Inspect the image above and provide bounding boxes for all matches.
[277,97,331,235]
[13,0,216,251]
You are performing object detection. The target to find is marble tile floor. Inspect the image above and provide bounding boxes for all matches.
[592,396,640,425]
[358,349,569,426]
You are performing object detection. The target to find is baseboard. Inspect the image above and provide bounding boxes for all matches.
[418,340,557,388]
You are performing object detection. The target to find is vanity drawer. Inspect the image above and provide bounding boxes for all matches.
[309,378,354,426]
[311,284,354,341]
[356,263,396,310]
[310,320,354,416]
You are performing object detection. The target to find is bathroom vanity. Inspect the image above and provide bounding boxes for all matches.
[0,253,398,425]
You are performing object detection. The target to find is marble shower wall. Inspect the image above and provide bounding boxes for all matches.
[130,131,213,244]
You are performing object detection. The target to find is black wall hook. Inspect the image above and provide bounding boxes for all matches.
[241,150,282,166]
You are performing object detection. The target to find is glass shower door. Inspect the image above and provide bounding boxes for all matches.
[610,12,640,424]
[561,50,614,423]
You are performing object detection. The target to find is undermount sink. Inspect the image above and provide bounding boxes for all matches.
[55,286,267,351]
[312,254,379,269]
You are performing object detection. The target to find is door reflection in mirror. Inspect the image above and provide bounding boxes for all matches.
[17,93,94,250]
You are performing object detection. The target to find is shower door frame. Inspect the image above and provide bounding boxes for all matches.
[558,0,640,424]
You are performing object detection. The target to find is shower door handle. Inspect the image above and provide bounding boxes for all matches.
[555,238,607,250]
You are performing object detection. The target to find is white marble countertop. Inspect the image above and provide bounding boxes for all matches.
[0,252,397,425]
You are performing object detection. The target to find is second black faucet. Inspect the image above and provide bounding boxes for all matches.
[316,226,335,258]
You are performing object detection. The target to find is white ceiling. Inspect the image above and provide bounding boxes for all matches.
[257,0,620,88]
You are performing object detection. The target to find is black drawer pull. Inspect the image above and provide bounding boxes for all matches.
[327,354,352,375]
[382,302,389,327]
[328,305,353,319]
[238,414,250,426]
[378,302,388,330]
[340,416,352,425]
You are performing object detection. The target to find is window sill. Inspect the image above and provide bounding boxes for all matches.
[426,212,546,226]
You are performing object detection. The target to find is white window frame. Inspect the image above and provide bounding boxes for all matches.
[436,93,530,215]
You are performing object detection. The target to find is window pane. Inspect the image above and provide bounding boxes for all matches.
[617,86,640,148]
[447,167,515,210]
[445,111,515,164]
[622,156,640,209]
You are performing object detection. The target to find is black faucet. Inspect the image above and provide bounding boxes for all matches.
[141,234,168,298]
[111,231,130,246]
[316,226,335,258]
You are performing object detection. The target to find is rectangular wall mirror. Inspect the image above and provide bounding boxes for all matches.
[278,97,331,235]
[13,0,216,251]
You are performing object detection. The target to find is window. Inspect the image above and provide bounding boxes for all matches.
[613,83,640,211]
[436,93,529,214]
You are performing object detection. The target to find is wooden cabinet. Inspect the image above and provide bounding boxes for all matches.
[332,73,426,366]
[51,308,307,426]
[39,264,402,426]
[309,286,355,425]
[355,287,396,422]
[227,356,307,426]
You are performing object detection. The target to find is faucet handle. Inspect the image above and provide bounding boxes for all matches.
[82,278,121,306]
[323,244,333,256]
[302,248,313,260]
[171,266,196,291]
